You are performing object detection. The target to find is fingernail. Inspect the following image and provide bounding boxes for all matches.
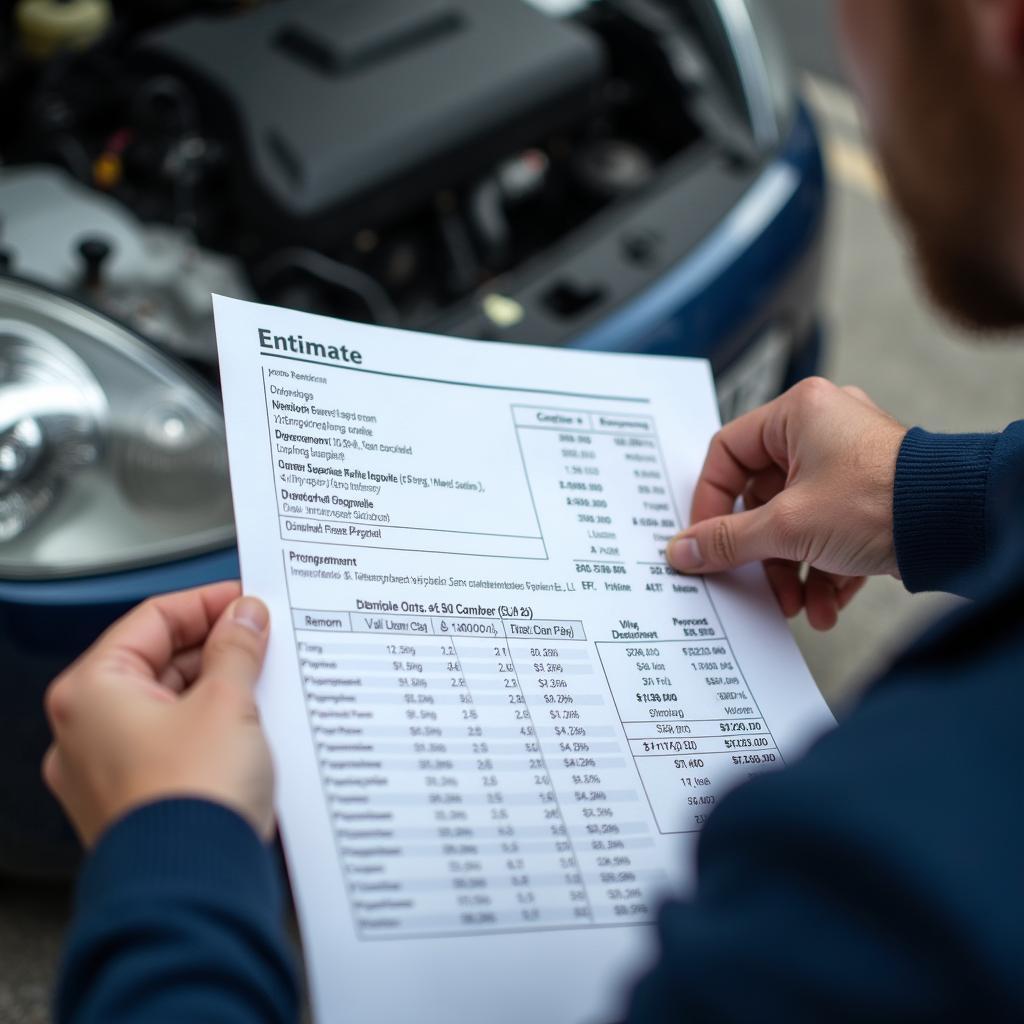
[668,536,703,572]
[232,597,269,634]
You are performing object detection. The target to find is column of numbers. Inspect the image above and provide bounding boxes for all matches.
[443,624,586,929]
[510,637,661,924]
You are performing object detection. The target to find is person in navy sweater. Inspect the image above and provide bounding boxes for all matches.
[44,1,1024,1020]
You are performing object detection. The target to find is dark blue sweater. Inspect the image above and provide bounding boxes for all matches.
[58,423,1024,1023]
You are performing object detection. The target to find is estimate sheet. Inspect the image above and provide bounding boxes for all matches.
[213,295,834,1024]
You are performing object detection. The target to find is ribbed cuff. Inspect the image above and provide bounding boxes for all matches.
[894,428,998,595]
[77,798,280,916]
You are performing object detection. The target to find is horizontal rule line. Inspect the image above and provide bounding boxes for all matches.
[261,351,651,404]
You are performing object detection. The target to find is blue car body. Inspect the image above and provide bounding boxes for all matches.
[0,102,826,875]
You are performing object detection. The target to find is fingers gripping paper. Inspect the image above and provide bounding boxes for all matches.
[213,295,833,1024]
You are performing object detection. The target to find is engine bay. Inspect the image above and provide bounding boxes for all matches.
[0,0,766,367]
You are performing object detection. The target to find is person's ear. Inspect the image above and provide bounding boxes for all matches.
[968,0,1024,76]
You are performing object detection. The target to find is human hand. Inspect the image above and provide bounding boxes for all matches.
[42,582,274,847]
[667,378,907,630]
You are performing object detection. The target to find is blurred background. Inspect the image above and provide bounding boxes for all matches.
[4,1,1024,1019]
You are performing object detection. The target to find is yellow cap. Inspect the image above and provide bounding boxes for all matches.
[483,294,525,329]
[93,151,122,190]
[16,0,113,60]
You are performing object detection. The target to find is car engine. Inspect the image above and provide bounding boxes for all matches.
[0,0,766,367]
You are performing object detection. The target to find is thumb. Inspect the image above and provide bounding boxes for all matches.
[667,506,783,574]
[194,597,270,707]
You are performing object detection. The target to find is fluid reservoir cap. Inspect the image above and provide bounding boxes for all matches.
[482,293,525,329]
[15,0,113,60]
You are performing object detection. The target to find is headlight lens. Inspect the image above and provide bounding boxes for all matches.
[0,276,233,578]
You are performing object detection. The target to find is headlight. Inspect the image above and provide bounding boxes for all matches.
[0,276,233,579]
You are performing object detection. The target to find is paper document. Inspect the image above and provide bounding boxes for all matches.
[213,295,834,1024]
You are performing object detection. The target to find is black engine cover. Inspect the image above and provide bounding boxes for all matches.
[137,0,605,243]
